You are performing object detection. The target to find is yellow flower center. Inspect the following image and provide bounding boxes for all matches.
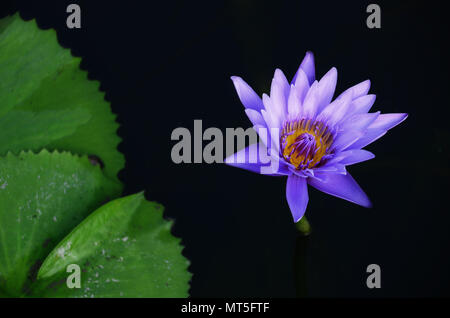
[280,119,334,170]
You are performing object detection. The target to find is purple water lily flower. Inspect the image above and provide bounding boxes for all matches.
[225,51,407,223]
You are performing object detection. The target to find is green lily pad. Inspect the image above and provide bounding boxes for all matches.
[0,14,190,299]
[0,150,121,296]
[0,109,91,155]
[0,14,124,183]
[34,193,191,298]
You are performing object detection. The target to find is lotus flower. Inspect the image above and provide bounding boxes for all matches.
[225,52,407,222]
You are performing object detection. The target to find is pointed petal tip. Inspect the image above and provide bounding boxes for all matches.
[294,51,316,85]
[230,76,264,111]
[390,113,409,128]
[396,113,408,123]
[368,112,408,132]
[308,172,372,209]
[393,112,409,119]
[327,66,338,76]
[355,188,372,208]
[274,68,283,75]
[304,51,314,61]
[358,194,373,208]
[286,175,309,223]
[360,79,371,94]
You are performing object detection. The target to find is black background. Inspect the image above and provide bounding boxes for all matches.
[1,0,449,297]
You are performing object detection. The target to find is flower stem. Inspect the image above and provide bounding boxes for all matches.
[294,234,309,297]
[295,216,312,236]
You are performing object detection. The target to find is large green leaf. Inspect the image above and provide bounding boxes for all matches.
[0,14,190,298]
[0,109,90,155]
[0,150,121,297]
[34,193,191,298]
[0,14,124,183]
